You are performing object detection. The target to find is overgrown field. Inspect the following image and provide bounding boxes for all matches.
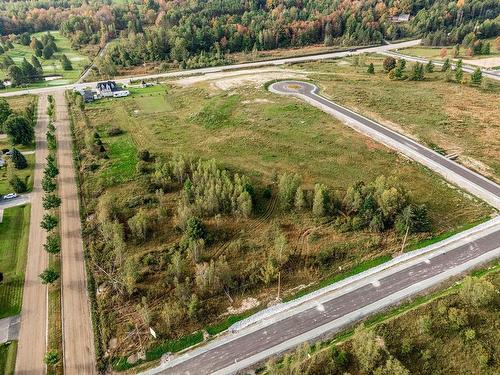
[68,79,493,370]
[263,267,500,375]
[0,205,30,318]
[294,55,500,181]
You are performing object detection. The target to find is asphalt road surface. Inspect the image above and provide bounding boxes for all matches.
[15,95,49,375]
[270,81,500,209]
[0,39,420,98]
[54,91,97,374]
[143,82,500,375]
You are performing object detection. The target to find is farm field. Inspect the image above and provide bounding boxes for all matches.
[0,205,30,318]
[0,31,89,87]
[68,77,493,369]
[294,55,500,182]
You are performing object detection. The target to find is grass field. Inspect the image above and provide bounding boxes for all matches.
[293,55,500,181]
[0,205,30,318]
[67,75,495,369]
[0,341,17,375]
[398,37,500,61]
[0,30,89,88]
[0,154,35,195]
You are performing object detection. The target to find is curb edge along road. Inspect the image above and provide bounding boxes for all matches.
[143,217,500,375]
[143,82,500,374]
[0,39,421,98]
[269,81,500,210]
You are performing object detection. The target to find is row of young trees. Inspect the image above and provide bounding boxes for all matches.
[377,56,485,87]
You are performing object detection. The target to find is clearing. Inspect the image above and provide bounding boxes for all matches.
[67,74,493,370]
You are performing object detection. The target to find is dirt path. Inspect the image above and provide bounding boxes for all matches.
[15,95,49,375]
[54,91,97,374]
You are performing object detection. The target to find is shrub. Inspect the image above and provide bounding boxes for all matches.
[107,127,123,136]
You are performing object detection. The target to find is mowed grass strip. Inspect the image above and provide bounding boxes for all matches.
[0,205,30,318]
[0,341,17,375]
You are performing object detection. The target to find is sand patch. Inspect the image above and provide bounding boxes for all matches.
[225,297,259,315]
[462,56,500,69]
[173,67,307,90]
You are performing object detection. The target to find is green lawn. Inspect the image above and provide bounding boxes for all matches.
[0,205,30,318]
[0,154,35,196]
[0,30,89,88]
[0,341,17,375]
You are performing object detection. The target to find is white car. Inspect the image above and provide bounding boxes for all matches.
[3,193,18,200]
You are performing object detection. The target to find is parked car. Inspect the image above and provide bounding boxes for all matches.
[3,193,18,200]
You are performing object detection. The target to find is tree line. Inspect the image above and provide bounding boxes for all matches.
[1,1,497,71]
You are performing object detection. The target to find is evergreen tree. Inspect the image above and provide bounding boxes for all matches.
[455,59,463,82]
[410,62,425,81]
[1,55,15,70]
[7,65,24,87]
[9,174,27,193]
[60,54,73,70]
[367,63,375,74]
[31,55,43,74]
[425,60,434,73]
[0,98,12,129]
[42,44,54,59]
[470,68,482,85]
[20,57,40,82]
[11,148,28,169]
[441,58,450,72]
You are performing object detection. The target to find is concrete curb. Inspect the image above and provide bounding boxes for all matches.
[230,216,500,332]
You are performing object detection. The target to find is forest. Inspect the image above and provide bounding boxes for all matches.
[1,1,499,70]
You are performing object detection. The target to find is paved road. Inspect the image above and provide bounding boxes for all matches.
[15,94,49,375]
[270,81,500,209]
[54,91,97,374]
[0,39,420,98]
[0,315,20,344]
[380,50,500,81]
[143,82,500,375]
[0,194,31,209]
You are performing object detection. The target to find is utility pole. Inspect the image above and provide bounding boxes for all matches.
[400,211,410,254]
[277,240,283,302]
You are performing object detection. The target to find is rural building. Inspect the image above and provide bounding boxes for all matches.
[96,80,130,98]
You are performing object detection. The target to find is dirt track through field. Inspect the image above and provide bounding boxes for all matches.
[54,91,97,374]
[15,95,49,375]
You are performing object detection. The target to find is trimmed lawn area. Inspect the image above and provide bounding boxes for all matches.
[0,341,17,375]
[0,30,89,88]
[0,205,30,318]
[0,154,35,196]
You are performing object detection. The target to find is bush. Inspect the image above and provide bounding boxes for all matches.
[9,174,27,193]
[383,56,396,72]
[107,127,123,136]
[138,149,151,162]
[39,268,60,284]
[11,148,28,169]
